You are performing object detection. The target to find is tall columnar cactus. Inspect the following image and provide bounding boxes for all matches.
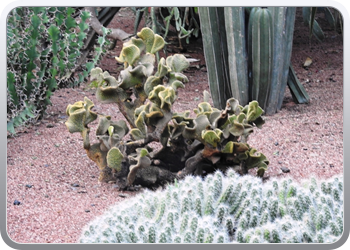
[198,7,300,115]
[65,28,269,189]
[249,8,273,109]
[78,170,343,243]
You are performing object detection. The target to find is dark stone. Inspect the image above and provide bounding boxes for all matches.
[274,142,279,146]
[13,200,21,205]
[118,193,129,198]
[85,210,90,213]
[25,184,33,188]
[71,183,80,187]
[280,167,290,173]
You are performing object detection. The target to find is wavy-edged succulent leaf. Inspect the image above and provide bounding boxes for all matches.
[243,148,270,175]
[229,121,245,137]
[124,37,146,52]
[111,120,129,138]
[115,44,140,66]
[108,126,114,136]
[149,85,177,110]
[194,102,213,117]
[130,128,146,140]
[148,85,165,107]
[96,86,129,103]
[166,54,190,72]
[183,114,211,141]
[97,135,110,151]
[137,27,165,54]
[253,116,265,129]
[226,98,241,115]
[247,101,264,122]
[65,97,97,133]
[135,110,147,135]
[118,65,146,89]
[106,147,124,172]
[222,141,234,153]
[90,68,118,87]
[158,87,176,110]
[145,110,164,124]
[155,57,171,78]
[127,147,152,185]
[201,129,221,147]
[138,53,156,74]
[171,80,185,91]
[65,105,86,133]
[144,76,162,96]
[95,115,111,135]
[90,67,103,82]
[168,72,189,86]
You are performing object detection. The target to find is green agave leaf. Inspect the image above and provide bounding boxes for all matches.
[106,147,124,172]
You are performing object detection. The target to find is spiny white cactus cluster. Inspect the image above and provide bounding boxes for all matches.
[78,170,343,243]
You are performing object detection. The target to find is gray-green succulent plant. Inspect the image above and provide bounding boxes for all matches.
[65,27,268,189]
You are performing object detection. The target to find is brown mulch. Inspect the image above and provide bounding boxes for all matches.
[6,7,343,243]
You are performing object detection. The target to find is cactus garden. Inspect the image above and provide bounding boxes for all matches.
[6,7,343,244]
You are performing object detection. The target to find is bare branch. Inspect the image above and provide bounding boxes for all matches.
[85,7,132,42]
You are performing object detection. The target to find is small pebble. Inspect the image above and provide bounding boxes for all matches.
[13,200,21,205]
[25,184,33,188]
[118,193,129,198]
[71,183,80,187]
[46,124,54,128]
[280,167,290,173]
[274,142,279,146]
[85,210,90,213]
